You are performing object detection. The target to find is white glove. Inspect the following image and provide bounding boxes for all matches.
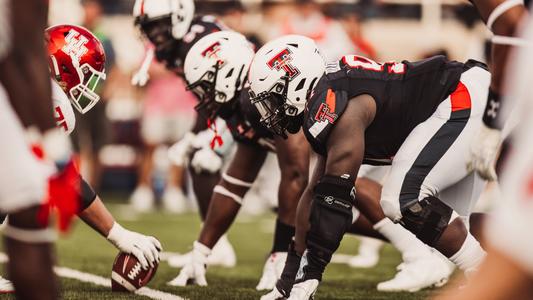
[107,222,162,270]
[190,147,223,174]
[168,132,196,167]
[168,241,210,286]
[467,124,502,181]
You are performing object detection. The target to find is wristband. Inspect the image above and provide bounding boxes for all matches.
[482,88,502,129]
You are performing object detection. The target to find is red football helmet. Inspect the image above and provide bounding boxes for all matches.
[46,24,106,114]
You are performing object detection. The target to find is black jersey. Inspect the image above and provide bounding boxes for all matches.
[303,55,467,164]
[164,15,225,73]
[224,89,276,151]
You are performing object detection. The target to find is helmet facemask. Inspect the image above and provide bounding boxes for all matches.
[188,61,228,120]
[69,62,106,114]
[250,72,303,138]
[137,16,179,68]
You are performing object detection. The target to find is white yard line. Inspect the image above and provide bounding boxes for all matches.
[0,253,186,300]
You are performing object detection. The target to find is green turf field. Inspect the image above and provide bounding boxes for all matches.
[1,201,444,300]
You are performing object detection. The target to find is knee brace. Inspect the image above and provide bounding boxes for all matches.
[304,175,355,280]
[400,196,453,246]
[79,178,97,211]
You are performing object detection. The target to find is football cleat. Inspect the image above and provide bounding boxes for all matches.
[161,186,188,214]
[256,252,288,290]
[130,185,155,212]
[260,286,288,300]
[287,279,319,300]
[376,251,451,292]
[168,235,236,268]
[348,237,384,268]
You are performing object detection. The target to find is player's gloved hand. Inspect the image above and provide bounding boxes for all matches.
[168,241,211,286]
[190,147,223,174]
[468,124,501,181]
[168,132,196,167]
[107,222,162,270]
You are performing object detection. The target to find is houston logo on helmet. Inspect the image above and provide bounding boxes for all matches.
[267,48,300,80]
[62,29,89,62]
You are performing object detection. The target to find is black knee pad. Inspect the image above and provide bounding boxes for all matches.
[79,177,97,211]
[304,175,355,280]
[400,196,453,246]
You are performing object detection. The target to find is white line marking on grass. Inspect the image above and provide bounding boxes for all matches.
[56,267,186,300]
[330,254,355,264]
[0,253,186,300]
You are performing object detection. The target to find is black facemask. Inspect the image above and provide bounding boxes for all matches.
[187,61,238,121]
[136,15,181,69]
[250,73,302,139]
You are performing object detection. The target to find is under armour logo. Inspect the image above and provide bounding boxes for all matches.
[324,196,334,205]
[487,99,500,118]
[267,48,300,80]
[62,29,89,62]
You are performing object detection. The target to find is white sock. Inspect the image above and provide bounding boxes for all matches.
[373,218,431,261]
[449,233,486,275]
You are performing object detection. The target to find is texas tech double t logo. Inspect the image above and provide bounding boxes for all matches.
[267,48,300,80]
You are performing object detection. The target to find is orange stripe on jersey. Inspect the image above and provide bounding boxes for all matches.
[450,82,471,112]
[326,89,336,112]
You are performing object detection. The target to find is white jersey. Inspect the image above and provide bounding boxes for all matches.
[51,79,76,135]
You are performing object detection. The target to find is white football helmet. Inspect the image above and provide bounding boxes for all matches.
[248,35,325,137]
[184,31,254,119]
[133,0,195,40]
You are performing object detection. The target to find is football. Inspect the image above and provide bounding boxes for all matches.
[111,252,158,292]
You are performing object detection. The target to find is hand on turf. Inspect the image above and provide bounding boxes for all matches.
[168,241,211,286]
[467,124,501,181]
[107,222,162,269]
[168,132,196,167]
[190,147,223,174]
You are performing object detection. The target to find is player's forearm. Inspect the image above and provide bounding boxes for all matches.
[490,5,527,92]
[78,197,116,237]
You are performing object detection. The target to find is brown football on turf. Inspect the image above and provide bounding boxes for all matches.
[111,252,158,292]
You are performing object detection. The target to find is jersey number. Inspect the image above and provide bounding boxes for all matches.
[342,55,405,74]
[55,106,68,132]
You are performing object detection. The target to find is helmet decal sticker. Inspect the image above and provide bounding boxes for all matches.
[266,48,300,81]
[62,29,89,62]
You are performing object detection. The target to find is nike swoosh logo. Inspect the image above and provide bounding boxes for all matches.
[122,254,130,274]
